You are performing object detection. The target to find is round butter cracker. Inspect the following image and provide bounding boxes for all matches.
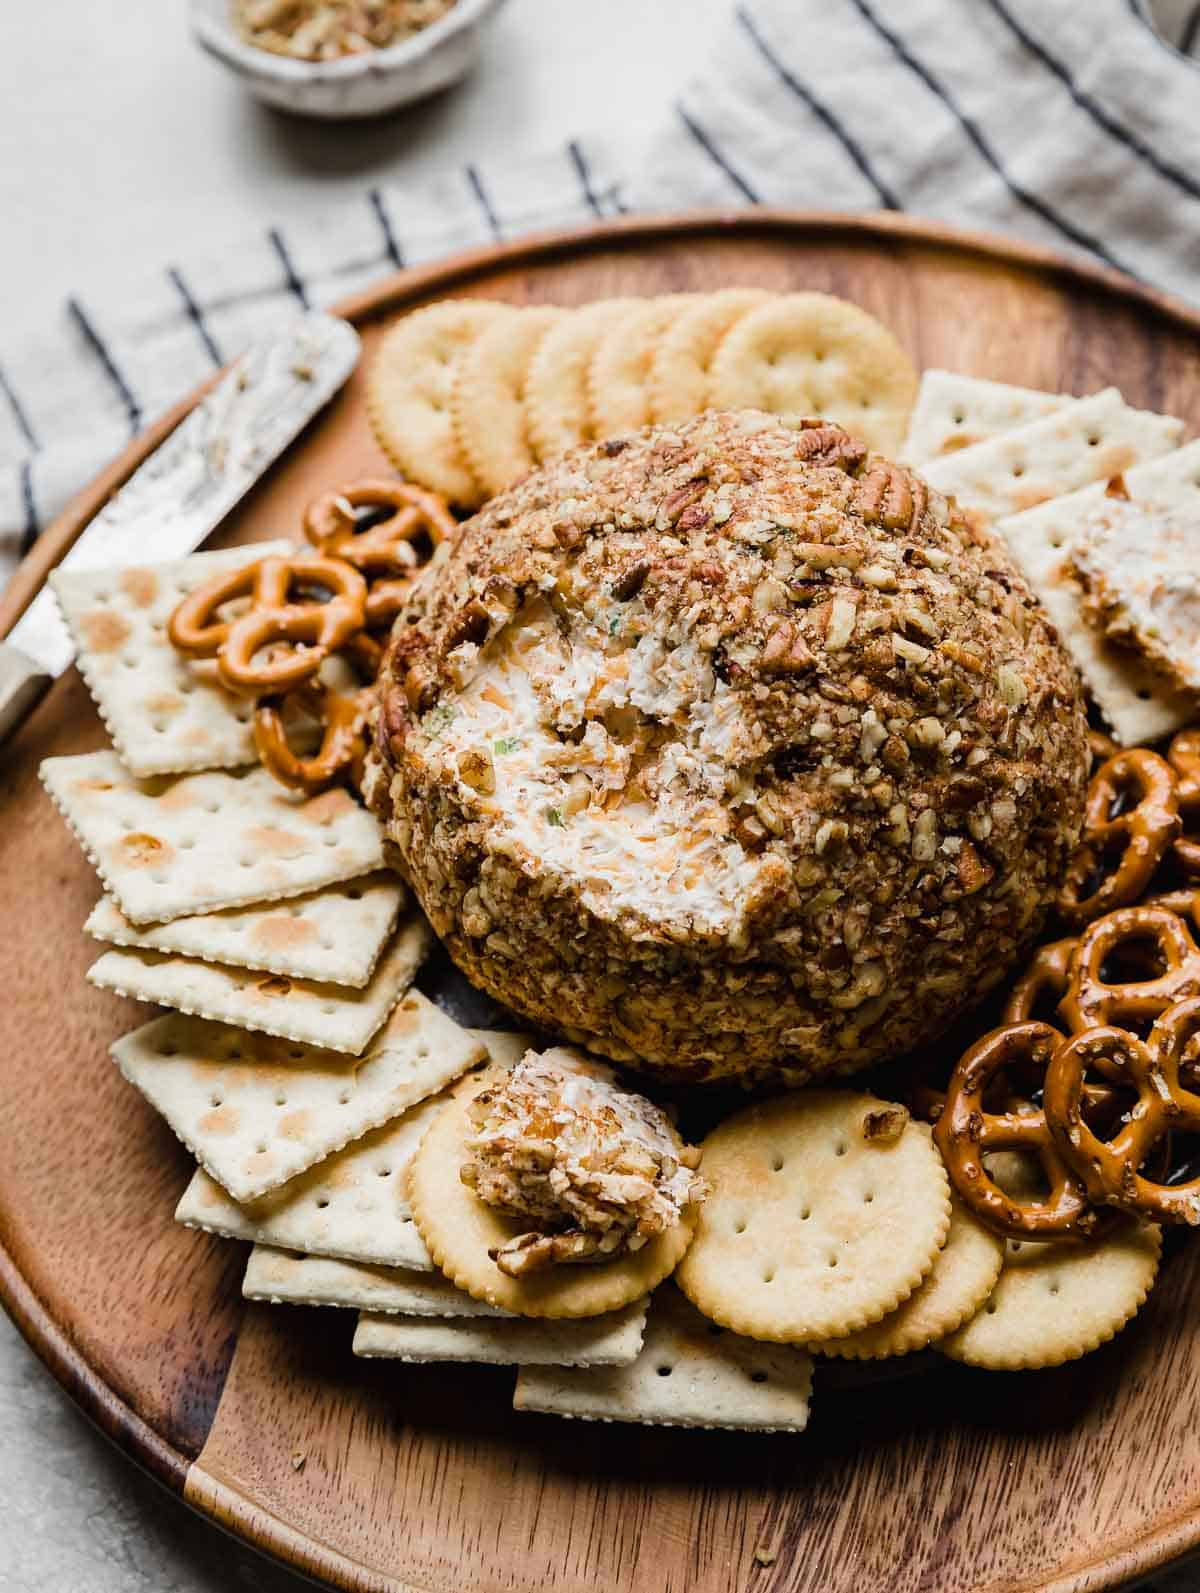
[525,299,640,462]
[587,295,696,438]
[367,299,512,507]
[813,1197,1004,1360]
[938,1219,1161,1371]
[708,292,918,455]
[451,306,565,497]
[647,288,772,423]
[408,1068,696,1319]
[676,1091,950,1344]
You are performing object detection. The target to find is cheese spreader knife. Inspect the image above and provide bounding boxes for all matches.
[0,311,361,743]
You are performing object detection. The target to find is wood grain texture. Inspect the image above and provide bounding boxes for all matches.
[3,212,1200,1593]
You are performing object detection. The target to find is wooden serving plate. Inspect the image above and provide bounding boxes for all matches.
[4,212,1200,1593]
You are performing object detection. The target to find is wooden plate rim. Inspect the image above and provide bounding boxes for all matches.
[5,207,1200,1593]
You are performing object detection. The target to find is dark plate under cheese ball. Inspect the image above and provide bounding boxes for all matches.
[366,410,1088,1085]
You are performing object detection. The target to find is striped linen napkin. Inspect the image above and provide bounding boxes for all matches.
[2,0,1198,588]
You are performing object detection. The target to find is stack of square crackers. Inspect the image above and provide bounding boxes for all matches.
[42,534,440,1061]
[903,372,1200,743]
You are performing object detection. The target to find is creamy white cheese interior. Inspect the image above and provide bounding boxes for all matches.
[426,597,771,936]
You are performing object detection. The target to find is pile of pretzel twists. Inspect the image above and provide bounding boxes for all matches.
[167,479,456,792]
[930,729,1200,1241]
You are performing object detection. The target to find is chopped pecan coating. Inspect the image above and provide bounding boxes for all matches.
[460,1051,706,1276]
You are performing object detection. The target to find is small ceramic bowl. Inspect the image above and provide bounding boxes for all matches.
[189,0,507,119]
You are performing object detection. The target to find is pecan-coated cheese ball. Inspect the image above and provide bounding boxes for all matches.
[366,411,1088,1085]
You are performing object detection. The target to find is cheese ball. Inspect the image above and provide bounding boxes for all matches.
[367,411,1088,1085]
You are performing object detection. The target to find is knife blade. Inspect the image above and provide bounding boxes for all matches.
[0,310,361,742]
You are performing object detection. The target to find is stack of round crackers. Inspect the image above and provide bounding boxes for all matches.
[367,290,919,508]
[671,1091,1160,1374]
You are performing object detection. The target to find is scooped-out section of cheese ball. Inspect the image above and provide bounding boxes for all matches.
[366,410,1088,1086]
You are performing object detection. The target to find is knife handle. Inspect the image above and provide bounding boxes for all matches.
[0,642,51,743]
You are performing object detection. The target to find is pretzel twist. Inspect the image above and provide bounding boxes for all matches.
[1058,749,1180,927]
[1046,997,1200,1224]
[303,478,455,629]
[253,634,381,794]
[1061,903,1200,1033]
[1144,884,1200,927]
[1168,728,1200,878]
[998,936,1123,1121]
[1003,937,1077,1029]
[165,475,457,796]
[254,684,374,794]
[167,564,244,658]
[934,1022,1110,1240]
[169,553,367,693]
